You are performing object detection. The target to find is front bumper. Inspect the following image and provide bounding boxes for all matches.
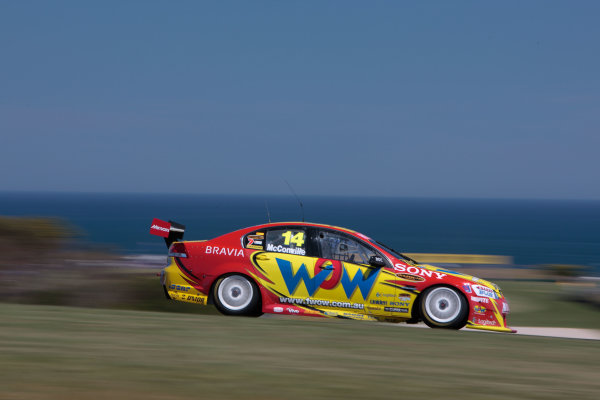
[466,322,517,333]
[466,295,517,333]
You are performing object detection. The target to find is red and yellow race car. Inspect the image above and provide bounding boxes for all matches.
[150,219,515,333]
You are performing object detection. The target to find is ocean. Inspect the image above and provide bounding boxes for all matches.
[1,192,599,274]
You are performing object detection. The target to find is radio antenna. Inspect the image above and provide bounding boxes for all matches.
[284,180,304,222]
[265,200,271,223]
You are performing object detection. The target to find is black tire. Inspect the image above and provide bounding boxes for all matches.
[213,274,262,316]
[419,286,468,330]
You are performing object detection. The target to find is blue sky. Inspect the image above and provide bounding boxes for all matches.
[1,1,599,199]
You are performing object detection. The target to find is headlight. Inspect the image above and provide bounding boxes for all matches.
[492,282,502,293]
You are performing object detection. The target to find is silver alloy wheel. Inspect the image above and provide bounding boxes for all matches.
[217,276,254,311]
[424,287,462,324]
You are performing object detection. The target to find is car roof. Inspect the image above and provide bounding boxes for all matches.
[243,221,371,240]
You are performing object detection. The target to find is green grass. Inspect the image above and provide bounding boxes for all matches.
[4,260,600,332]
[498,280,600,329]
[5,265,600,329]
[1,304,599,400]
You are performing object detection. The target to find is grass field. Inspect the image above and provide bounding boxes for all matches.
[496,280,600,329]
[4,262,600,329]
[1,304,599,400]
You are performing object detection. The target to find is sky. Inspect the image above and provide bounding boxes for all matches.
[1,1,599,199]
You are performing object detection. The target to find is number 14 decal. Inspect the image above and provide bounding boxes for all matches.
[281,231,305,247]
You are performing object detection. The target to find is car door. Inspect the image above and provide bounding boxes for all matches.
[312,229,396,317]
[252,226,381,315]
[252,226,329,305]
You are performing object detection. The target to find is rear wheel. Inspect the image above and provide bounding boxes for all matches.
[213,274,262,316]
[420,286,468,329]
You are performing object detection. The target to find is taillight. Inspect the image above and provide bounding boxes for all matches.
[168,242,188,258]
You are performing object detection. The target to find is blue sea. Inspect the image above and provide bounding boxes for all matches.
[1,192,599,274]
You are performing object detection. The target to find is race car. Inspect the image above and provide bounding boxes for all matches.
[150,219,515,333]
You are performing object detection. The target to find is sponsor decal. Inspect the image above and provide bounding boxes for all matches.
[470,296,489,303]
[149,218,171,238]
[398,294,412,301]
[376,292,395,298]
[472,285,499,299]
[314,259,342,290]
[474,305,486,315]
[370,300,387,305]
[276,258,380,300]
[341,312,364,319]
[279,296,364,310]
[274,307,284,313]
[205,246,244,257]
[247,244,263,250]
[266,243,306,256]
[473,317,498,326]
[169,284,191,292]
[384,307,409,313]
[340,265,380,300]
[185,295,205,304]
[151,224,169,233]
[150,224,171,232]
[247,234,264,248]
[463,283,472,293]
[389,301,410,307]
[395,273,425,282]
[287,308,300,314]
[371,255,385,264]
[394,264,447,280]
[277,259,333,297]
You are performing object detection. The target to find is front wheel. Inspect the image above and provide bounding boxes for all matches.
[420,286,468,330]
[213,274,262,316]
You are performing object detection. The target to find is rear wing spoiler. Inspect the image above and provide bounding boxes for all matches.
[149,218,186,248]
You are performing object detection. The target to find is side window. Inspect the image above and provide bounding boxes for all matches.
[244,230,265,250]
[318,231,379,265]
[265,228,307,256]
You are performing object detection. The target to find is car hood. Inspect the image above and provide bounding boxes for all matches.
[415,263,503,295]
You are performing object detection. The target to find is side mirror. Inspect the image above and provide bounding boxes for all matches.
[369,255,386,268]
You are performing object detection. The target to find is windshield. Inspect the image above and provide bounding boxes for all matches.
[371,240,418,264]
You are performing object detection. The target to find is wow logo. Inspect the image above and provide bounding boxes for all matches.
[275,258,380,300]
[276,258,331,296]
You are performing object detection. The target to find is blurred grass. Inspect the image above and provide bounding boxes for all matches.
[1,304,599,400]
[2,265,600,328]
[497,280,600,329]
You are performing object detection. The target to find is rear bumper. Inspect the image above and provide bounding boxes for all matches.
[161,257,208,305]
[161,270,171,300]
